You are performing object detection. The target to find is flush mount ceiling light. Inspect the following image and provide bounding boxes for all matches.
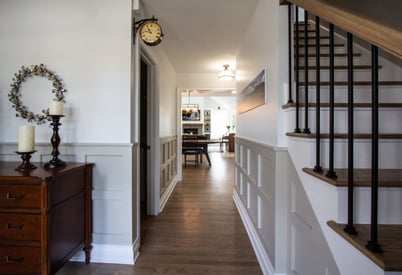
[218,64,235,80]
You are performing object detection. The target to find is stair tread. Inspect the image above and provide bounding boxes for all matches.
[296,43,344,47]
[328,221,402,271]
[297,65,381,70]
[299,81,402,86]
[303,168,402,187]
[287,132,402,139]
[282,102,402,109]
[298,53,362,57]
[297,36,330,40]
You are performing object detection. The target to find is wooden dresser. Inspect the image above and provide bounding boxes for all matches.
[0,162,93,275]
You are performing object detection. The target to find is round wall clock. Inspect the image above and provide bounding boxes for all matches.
[139,21,164,46]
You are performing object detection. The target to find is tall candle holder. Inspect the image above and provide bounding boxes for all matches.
[44,115,66,169]
[15,150,37,171]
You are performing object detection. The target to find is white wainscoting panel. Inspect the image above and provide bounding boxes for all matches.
[234,136,340,275]
[234,137,287,274]
[160,136,178,211]
[0,142,138,265]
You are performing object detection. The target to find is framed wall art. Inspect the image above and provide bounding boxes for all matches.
[237,69,266,114]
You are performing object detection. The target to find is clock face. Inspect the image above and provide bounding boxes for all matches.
[140,21,163,46]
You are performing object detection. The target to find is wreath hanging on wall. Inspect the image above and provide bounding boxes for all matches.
[8,64,66,124]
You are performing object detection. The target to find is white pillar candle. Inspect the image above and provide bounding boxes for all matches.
[49,101,64,115]
[18,125,35,152]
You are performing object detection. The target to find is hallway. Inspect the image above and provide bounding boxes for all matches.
[57,151,262,274]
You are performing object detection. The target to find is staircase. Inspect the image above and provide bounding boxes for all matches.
[283,6,402,274]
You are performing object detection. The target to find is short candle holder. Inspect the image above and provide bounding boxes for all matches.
[44,115,66,169]
[15,150,37,171]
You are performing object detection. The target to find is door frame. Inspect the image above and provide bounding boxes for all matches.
[139,46,160,216]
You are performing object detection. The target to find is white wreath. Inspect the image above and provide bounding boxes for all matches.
[8,64,66,124]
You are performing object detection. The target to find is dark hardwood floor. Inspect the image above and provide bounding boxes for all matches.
[57,150,262,274]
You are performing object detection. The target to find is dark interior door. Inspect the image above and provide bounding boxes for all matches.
[140,58,149,218]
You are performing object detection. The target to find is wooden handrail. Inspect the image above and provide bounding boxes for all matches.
[281,0,402,59]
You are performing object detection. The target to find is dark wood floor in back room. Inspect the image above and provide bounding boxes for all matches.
[57,150,262,275]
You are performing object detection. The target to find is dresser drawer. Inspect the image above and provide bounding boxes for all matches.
[0,245,41,273]
[0,185,42,209]
[0,214,41,241]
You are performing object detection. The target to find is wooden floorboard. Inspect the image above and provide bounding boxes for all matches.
[57,151,262,274]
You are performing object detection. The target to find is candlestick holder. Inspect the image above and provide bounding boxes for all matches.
[45,115,66,169]
[15,150,37,171]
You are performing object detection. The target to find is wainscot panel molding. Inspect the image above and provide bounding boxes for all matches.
[234,136,340,275]
[160,136,178,212]
[234,136,288,274]
[0,142,138,265]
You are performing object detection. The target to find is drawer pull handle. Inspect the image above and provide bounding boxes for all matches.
[6,223,24,231]
[6,192,25,201]
[6,255,24,263]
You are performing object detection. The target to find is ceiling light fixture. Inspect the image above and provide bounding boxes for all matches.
[218,64,235,80]
[182,90,199,113]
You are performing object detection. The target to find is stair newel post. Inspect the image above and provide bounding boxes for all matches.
[344,32,357,235]
[287,3,294,104]
[294,6,301,133]
[303,10,310,133]
[366,45,382,253]
[313,16,322,173]
[325,24,337,179]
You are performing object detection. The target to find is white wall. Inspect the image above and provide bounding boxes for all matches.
[0,0,132,144]
[151,46,177,138]
[236,0,288,147]
[177,73,235,90]
[0,0,139,264]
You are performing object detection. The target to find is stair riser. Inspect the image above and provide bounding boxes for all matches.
[296,47,346,55]
[297,68,401,82]
[318,140,402,169]
[338,187,402,224]
[298,109,402,134]
[298,69,375,82]
[296,86,402,103]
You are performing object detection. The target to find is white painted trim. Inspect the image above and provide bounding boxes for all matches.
[159,175,178,212]
[176,87,183,181]
[70,244,135,265]
[140,46,161,216]
[233,191,274,275]
[236,135,287,152]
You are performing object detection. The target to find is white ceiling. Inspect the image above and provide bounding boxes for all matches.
[140,0,258,75]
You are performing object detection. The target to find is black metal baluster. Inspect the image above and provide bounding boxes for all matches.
[303,10,311,133]
[294,6,301,133]
[313,16,322,173]
[326,24,337,178]
[287,3,294,104]
[344,32,357,235]
[366,45,382,253]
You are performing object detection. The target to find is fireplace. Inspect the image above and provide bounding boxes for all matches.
[182,123,203,135]
[183,128,198,135]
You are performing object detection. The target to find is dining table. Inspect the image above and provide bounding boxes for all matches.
[182,138,227,167]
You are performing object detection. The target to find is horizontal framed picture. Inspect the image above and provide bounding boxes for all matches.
[238,69,266,114]
[182,105,200,121]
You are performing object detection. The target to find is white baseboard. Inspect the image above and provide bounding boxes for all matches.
[233,191,274,275]
[160,175,178,212]
[70,244,135,265]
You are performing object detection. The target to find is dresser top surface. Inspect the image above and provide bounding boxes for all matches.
[0,162,92,180]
